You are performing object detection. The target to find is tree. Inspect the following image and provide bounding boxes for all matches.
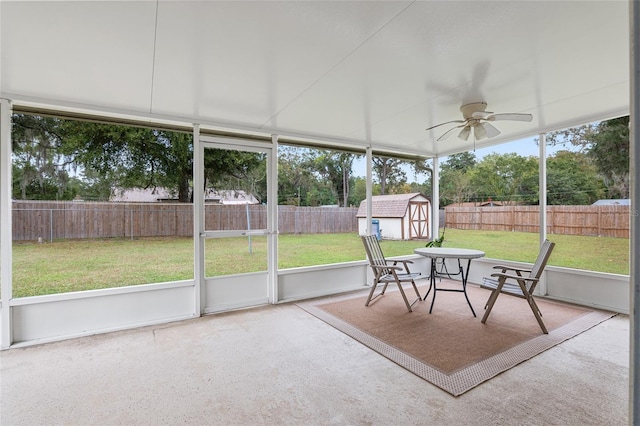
[202,148,266,203]
[11,114,77,200]
[467,153,538,205]
[370,156,434,196]
[438,153,477,206]
[546,151,605,204]
[442,151,477,172]
[60,122,196,202]
[17,116,266,203]
[348,177,382,207]
[546,116,629,199]
[277,146,319,206]
[586,117,629,199]
[310,151,355,207]
[439,168,472,206]
[372,156,407,195]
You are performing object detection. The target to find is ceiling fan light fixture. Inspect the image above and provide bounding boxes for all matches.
[480,121,501,138]
[458,126,471,141]
[474,124,487,140]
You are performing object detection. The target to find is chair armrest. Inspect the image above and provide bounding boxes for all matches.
[387,259,413,265]
[389,259,413,273]
[490,272,539,283]
[370,264,403,272]
[492,265,532,274]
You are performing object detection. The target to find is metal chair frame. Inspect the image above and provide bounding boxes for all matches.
[361,235,422,312]
[481,239,555,334]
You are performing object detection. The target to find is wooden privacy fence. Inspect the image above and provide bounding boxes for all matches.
[11,201,359,242]
[445,205,631,238]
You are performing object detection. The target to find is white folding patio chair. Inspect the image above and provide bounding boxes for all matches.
[481,239,555,333]
[361,235,422,312]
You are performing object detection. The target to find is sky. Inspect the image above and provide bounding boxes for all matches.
[471,136,570,159]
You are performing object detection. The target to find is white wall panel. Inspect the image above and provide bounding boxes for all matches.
[204,273,269,314]
[2,259,629,349]
[11,281,196,346]
[278,262,368,302]
[545,268,629,314]
[465,258,629,314]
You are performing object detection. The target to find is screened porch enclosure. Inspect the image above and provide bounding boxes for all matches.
[0,0,638,420]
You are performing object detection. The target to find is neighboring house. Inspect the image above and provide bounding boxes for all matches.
[205,189,260,205]
[445,199,504,208]
[356,193,430,240]
[110,187,176,202]
[592,199,630,206]
[110,188,259,204]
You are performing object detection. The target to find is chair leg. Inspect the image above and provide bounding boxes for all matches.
[481,278,505,324]
[395,280,413,312]
[365,281,379,307]
[365,270,391,307]
[515,281,548,334]
[524,293,548,334]
[410,279,422,300]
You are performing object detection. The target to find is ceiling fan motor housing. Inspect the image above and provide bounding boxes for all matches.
[460,102,488,119]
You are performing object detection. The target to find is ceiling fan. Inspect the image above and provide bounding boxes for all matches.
[426,102,533,142]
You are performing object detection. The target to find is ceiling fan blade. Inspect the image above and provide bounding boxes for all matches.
[470,111,494,120]
[479,122,501,138]
[486,113,533,122]
[425,119,465,131]
[458,126,471,141]
[436,125,465,141]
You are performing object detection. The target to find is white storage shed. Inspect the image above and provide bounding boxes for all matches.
[356,193,430,240]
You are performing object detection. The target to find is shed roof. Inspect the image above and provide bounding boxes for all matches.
[356,193,429,218]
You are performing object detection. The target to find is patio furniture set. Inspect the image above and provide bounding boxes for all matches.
[361,235,556,334]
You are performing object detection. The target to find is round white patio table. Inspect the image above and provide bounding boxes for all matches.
[413,247,485,317]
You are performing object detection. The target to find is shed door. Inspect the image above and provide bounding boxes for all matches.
[409,201,429,239]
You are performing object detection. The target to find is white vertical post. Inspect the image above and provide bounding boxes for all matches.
[193,124,204,316]
[1,98,13,349]
[246,202,252,254]
[431,156,440,241]
[538,133,548,296]
[268,134,278,303]
[365,147,373,235]
[629,0,640,421]
[539,133,547,246]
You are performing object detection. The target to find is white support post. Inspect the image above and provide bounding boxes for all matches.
[431,156,440,241]
[193,124,204,316]
[1,99,13,349]
[268,134,279,304]
[539,133,548,246]
[538,133,548,296]
[629,0,640,421]
[366,147,373,236]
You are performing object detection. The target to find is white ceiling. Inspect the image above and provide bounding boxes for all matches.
[0,1,630,158]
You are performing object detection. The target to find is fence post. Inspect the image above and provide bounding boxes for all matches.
[598,206,602,237]
[50,209,53,243]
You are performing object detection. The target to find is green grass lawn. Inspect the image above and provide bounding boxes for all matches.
[9,229,629,297]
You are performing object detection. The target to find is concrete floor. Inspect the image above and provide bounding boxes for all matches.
[0,300,629,426]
